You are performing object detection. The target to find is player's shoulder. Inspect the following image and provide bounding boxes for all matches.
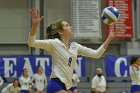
[8,83,13,87]
[33,73,38,77]
[71,41,78,45]
[44,38,58,43]
[71,42,85,48]
[19,76,23,79]
[73,73,78,77]
[71,41,81,47]
[45,38,63,45]
[42,74,47,78]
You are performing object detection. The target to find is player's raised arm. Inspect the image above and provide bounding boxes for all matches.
[28,9,53,50]
[30,9,44,36]
[77,29,119,59]
[102,29,118,49]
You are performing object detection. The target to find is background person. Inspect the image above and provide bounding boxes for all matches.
[1,79,20,93]
[129,56,140,93]
[69,71,80,93]
[32,66,47,93]
[91,68,107,93]
[19,68,32,93]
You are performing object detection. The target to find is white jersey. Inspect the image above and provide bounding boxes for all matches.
[32,73,47,91]
[91,75,106,92]
[19,76,32,90]
[129,66,140,85]
[72,74,80,87]
[0,76,3,86]
[1,83,20,93]
[28,35,106,89]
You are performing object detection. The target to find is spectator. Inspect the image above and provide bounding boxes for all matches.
[1,79,20,93]
[91,68,107,93]
[19,68,32,93]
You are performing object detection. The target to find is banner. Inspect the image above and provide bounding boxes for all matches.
[106,0,133,38]
[105,56,130,77]
[72,0,102,38]
[0,56,85,77]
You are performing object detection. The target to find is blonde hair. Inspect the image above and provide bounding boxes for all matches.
[46,19,64,40]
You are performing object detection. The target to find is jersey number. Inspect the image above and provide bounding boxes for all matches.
[68,57,72,66]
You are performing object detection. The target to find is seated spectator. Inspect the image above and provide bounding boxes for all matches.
[1,79,20,93]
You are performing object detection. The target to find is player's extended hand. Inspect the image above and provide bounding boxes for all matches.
[30,9,44,24]
[108,29,119,39]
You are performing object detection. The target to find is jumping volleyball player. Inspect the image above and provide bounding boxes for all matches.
[28,9,118,93]
[130,56,140,93]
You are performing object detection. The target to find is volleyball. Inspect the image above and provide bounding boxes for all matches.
[101,6,120,25]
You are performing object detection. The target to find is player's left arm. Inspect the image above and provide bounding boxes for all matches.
[77,43,106,59]
[77,30,118,58]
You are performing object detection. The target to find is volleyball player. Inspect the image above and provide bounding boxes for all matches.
[32,66,47,93]
[130,56,140,93]
[19,68,32,93]
[28,9,118,93]
[69,71,80,93]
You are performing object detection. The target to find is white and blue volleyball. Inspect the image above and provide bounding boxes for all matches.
[101,6,120,25]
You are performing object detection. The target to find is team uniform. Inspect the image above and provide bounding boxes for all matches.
[0,76,3,86]
[32,73,47,92]
[69,73,80,92]
[91,75,106,93]
[19,76,32,93]
[1,83,20,93]
[28,35,106,93]
[129,66,140,93]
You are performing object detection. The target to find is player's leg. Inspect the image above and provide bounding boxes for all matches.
[41,91,45,93]
[69,87,78,93]
[56,90,68,93]
[131,85,140,93]
[47,78,68,93]
[134,92,140,93]
[68,90,72,93]
[35,91,41,93]
[20,90,30,93]
[72,89,78,93]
